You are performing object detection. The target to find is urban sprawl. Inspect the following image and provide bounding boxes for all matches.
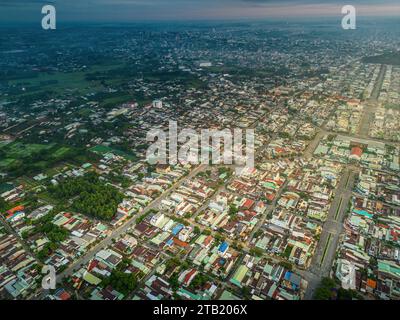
[0,21,399,300]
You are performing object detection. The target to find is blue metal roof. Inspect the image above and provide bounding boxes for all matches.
[171,224,184,235]
[219,241,229,252]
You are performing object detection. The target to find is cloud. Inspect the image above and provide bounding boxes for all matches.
[0,0,54,5]
[0,0,399,22]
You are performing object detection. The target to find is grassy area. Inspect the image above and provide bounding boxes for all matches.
[37,191,64,206]
[0,142,55,158]
[99,94,133,108]
[335,198,343,221]
[0,141,10,148]
[0,142,55,169]
[0,140,89,179]
[345,174,350,188]
[16,176,41,189]
[8,63,123,96]
[320,233,332,266]
[362,52,400,66]
[385,103,400,110]
[52,147,71,158]
[0,158,15,167]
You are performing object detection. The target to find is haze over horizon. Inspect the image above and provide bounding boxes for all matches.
[0,0,399,23]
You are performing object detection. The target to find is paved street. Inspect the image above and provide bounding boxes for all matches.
[26,59,394,300]
[0,214,40,265]
[303,167,357,299]
[301,63,388,299]
[54,164,208,284]
[359,64,386,138]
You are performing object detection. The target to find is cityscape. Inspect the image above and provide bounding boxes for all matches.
[0,0,399,304]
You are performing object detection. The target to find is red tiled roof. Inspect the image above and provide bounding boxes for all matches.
[204,235,213,246]
[367,279,377,289]
[184,269,197,285]
[351,147,363,157]
[7,205,24,214]
[59,291,71,300]
[173,237,189,248]
[242,199,255,210]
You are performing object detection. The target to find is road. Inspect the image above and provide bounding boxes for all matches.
[302,166,358,299]
[300,64,390,299]
[53,164,208,285]
[0,214,41,265]
[304,130,326,159]
[358,64,386,138]
[246,179,289,246]
[30,61,394,300]
[30,108,273,297]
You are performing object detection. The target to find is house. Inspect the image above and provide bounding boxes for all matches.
[350,146,363,161]
[178,268,198,287]
[218,242,229,256]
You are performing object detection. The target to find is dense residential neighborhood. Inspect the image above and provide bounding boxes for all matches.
[0,16,399,302]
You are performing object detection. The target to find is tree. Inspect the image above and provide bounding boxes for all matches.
[34,222,68,243]
[241,286,251,299]
[169,274,180,291]
[48,172,123,221]
[37,242,58,261]
[214,233,225,242]
[102,270,139,296]
[279,261,293,271]
[189,274,209,289]
[117,258,131,271]
[250,247,263,257]
[338,288,363,300]
[229,204,239,216]
[0,197,8,211]
[314,277,336,300]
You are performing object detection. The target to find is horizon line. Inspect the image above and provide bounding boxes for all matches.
[0,14,399,26]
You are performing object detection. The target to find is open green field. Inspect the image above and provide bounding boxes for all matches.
[362,52,400,66]
[0,141,11,148]
[0,141,79,180]
[52,146,71,158]
[0,158,15,167]
[0,142,55,158]
[8,63,124,96]
[0,142,55,168]
[99,94,134,108]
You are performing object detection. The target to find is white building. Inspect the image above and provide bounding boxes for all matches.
[152,100,163,109]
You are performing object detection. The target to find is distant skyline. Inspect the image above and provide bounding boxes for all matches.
[0,0,399,23]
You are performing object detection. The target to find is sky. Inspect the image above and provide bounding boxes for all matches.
[0,0,399,23]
